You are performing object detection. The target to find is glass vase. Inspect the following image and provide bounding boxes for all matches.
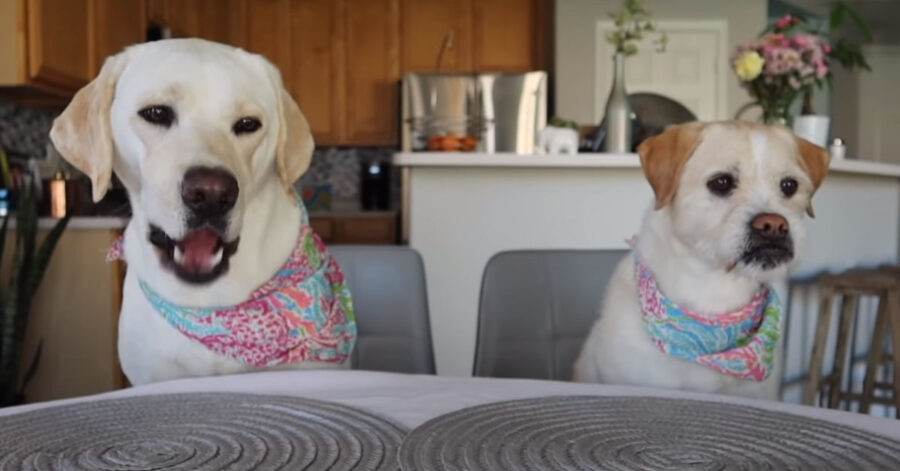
[603,52,632,153]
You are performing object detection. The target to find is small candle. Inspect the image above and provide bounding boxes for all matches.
[49,173,67,218]
[829,138,846,160]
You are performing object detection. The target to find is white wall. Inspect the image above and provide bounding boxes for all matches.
[555,0,768,125]
[832,45,900,162]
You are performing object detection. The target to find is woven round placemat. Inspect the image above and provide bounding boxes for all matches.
[0,392,406,470]
[399,395,900,471]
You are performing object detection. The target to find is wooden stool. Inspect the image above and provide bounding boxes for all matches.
[804,266,900,415]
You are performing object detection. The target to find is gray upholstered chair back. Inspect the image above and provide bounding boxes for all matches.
[474,249,629,380]
[330,246,436,374]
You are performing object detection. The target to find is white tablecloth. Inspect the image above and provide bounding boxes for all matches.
[2,370,899,440]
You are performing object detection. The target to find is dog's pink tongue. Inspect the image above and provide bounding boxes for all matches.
[180,229,220,273]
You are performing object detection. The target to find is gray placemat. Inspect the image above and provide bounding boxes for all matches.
[0,392,406,470]
[399,395,900,471]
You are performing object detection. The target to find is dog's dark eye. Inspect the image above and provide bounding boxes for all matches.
[707,173,736,196]
[780,177,798,197]
[233,117,262,135]
[137,105,175,128]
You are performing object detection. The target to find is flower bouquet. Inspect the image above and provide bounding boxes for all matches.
[732,3,871,127]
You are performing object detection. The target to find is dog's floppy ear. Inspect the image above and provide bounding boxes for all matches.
[275,88,314,191]
[637,122,705,209]
[794,136,830,217]
[50,55,124,202]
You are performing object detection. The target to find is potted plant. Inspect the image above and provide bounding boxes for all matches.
[602,0,666,153]
[0,148,70,407]
[732,2,871,144]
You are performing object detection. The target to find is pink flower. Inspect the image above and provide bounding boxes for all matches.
[823,43,832,54]
[816,63,829,78]
[775,14,794,29]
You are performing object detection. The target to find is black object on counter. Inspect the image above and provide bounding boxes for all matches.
[360,162,391,211]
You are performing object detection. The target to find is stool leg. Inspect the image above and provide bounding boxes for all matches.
[806,286,834,406]
[886,288,900,417]
[860,291,889,414]
[828,295,858,409]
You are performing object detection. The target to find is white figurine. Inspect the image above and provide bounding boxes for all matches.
[537,126,579,154]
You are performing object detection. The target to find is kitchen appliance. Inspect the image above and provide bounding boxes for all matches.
[402,71,548,154]
[360,162,390,211]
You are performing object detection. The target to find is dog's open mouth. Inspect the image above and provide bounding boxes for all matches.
[741,243,794,270]
[149,225,239,284]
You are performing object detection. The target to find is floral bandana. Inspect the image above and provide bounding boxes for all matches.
[108,206,356,368]
[633,251,781,381]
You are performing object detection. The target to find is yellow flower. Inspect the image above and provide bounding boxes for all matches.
[734,51,764,81]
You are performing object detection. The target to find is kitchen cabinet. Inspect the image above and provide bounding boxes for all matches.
[401,0,473,72]
[401,0,551,74]
[232,0,400,147]
[92,0,147,75]
[345,0,400,146]
[13,223,128,403]
[310,212,399,245]
[0,0,145,100]
[473,0,551,71]
[146,0,236,44]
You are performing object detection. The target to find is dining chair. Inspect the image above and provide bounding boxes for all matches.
[473,249,629,380]
[331,245,436,375]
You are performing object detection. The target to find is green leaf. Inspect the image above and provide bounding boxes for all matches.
[830,3,846,30]
[843,2,874,41]
[0,149,12,190]
[623,43,638,56]
[24,214,70,304]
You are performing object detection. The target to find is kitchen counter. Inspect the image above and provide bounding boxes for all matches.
[49,216,128,230]
[394,152,900,178]
[395,151,900,395]
[5,216,129,231]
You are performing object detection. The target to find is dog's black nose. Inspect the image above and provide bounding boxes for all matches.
[181,167,239,216]
[750,213,789,239]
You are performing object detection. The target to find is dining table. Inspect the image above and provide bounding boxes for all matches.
[1,369,899,470]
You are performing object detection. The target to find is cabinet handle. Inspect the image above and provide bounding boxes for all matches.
[435,31,455,72]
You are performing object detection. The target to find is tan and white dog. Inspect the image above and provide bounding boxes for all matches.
[50,39,350,386]
[574,121,829,399]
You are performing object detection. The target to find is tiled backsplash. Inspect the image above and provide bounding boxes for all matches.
[2,100,398,211]
[297,147,398,211]
[0,100,59,158]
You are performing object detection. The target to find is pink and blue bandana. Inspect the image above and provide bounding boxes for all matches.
[109,211,356,368]
[633,252,781,381]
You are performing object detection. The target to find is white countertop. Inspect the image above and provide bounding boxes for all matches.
[6,216,129,231]
[394,152,900,178]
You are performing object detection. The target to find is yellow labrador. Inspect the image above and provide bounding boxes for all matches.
[574,121,829,399]
[51,39,354,385]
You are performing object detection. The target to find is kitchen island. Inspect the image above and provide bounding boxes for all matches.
[395,152,900,398]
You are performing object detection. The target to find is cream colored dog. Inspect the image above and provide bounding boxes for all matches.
[574,121,829,399]
[50,39,347,385]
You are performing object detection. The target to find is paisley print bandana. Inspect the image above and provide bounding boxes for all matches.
[633,251,781,381]
[108,206,356,368]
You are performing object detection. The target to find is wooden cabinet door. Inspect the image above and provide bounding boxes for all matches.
[472,0,543,71]
[26,0,92,89]
[146,0,234,43]
[400,0,472,73]
[92,0,146,75]
[345,0,400,146]
[237,0,289,70]
[287,0,345,146]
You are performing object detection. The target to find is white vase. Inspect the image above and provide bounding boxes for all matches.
[793,115,830,147]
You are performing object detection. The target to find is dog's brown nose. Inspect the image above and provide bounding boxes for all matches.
[181,167,239,217]
[751,213,789,239]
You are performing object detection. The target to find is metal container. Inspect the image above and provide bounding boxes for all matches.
[402,71,547,153]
